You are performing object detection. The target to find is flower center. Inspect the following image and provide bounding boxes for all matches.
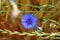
[26,19,32,24]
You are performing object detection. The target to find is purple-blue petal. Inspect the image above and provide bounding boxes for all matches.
[21,13,37,29]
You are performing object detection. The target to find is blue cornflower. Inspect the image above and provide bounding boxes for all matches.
[21,13,37,29]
